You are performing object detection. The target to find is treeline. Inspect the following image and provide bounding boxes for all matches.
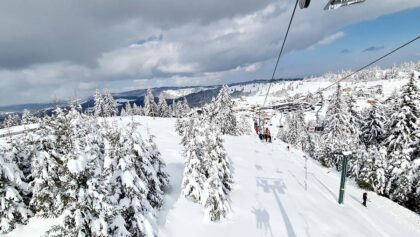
[0,88,192,129]
[0,103,169,236]
[279,73,419,213]
[93,88,191,118]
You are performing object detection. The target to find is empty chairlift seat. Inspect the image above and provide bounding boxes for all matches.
[324,0,366,10]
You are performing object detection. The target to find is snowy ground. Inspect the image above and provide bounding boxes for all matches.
[3,116,420,237]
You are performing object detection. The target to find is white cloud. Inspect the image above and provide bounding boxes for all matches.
[0,0,419,105]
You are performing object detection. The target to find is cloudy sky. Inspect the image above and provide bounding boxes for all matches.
[0,0,419,106]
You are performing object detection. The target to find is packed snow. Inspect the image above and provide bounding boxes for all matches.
[3,116,419,237]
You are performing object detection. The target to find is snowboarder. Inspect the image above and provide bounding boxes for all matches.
[265,128,271,143]
[362,192,367,207]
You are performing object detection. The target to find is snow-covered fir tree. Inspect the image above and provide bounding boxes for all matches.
[360,103,386,147]
[144,89,158,117]
[0,141,33,234]
[175,100,183,118]
[102,89,118,117]
[99,121,168,236]
[319,84,357,168]
[94,89,105,117]
[124,102,133,116]
[157,93,170,117]
[384,73,419,205]
[236,115,252,135]
[181,97,191,116]
[30,108,73,217]
[45,110,108,236]
[357,145,387,194]
[181,116,206,203]
[140,125,170,209]
[202,122,233,221]
[120,107,127,117]
[283,111,311,151]
[21,109,38,125]
[181,113,232,221]
[209,85,238,135]
[133,103,144,116]
[3,114,20,128]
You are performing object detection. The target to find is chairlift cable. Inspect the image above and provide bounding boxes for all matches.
[262,0,299,108]
[320,35,420,92]
[258,0,298,128]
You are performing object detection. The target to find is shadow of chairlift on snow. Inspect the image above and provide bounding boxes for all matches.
[256,177,297,237]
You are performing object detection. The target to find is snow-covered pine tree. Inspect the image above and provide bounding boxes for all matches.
[102,89,118,117]
[383,89,399,130]
[3,114,20,128]
[360,103,386,147]
[120,107,127,117]
[209,85,238,135]
[181,117,206,203]
[286,110,310,151]
[171,99,180,117]
[346,93,362,131]
[132,103,139,115]
[30,108,74,217]
[124,102,133,116]
[100,122,159,236]
[144,89,158,117]
[384,73,419,204]
[94,89,105,117]
[21,109,38,125]
[133,103,144,116]
[157,93,170,117]
[181,113,233,221]
[45,111,108,236]
[202,122,233,221]
[357,145,387,194]
[320,84,355,168]
[140,125,170,209]
[175,118,188,136]
[175,100,183,118]
[236,115,252,135]
[0,141,33,234]
[182,97,191,116]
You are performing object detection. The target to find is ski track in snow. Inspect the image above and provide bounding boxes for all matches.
[3,116,420,237]
[132,117,420,237]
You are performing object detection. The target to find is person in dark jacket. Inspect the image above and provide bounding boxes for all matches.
[362,192,367,207]
[258,129,264,140]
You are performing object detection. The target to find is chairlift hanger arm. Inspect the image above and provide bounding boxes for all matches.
[298,0,366,10]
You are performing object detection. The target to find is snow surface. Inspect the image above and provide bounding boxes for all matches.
[2,116,420,237]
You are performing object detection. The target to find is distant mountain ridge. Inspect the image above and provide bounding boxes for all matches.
[0,78,302,113]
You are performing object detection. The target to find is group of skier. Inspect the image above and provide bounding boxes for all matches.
[254,121,272,143]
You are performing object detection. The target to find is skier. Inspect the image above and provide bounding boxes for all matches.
[362,192,367,207]
[287,145,290,151]
[255,126,259,135]
[258,129,264,141]
[265,128,272,143]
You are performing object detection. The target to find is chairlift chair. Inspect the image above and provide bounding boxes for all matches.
[298,0,366,10]
[324,0,366,10]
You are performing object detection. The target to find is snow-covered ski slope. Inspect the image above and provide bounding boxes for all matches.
[127,117,420,237]
[3,116,420,237]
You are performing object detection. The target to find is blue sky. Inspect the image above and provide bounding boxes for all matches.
[220,6,420,83]
[0,0,419,106]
